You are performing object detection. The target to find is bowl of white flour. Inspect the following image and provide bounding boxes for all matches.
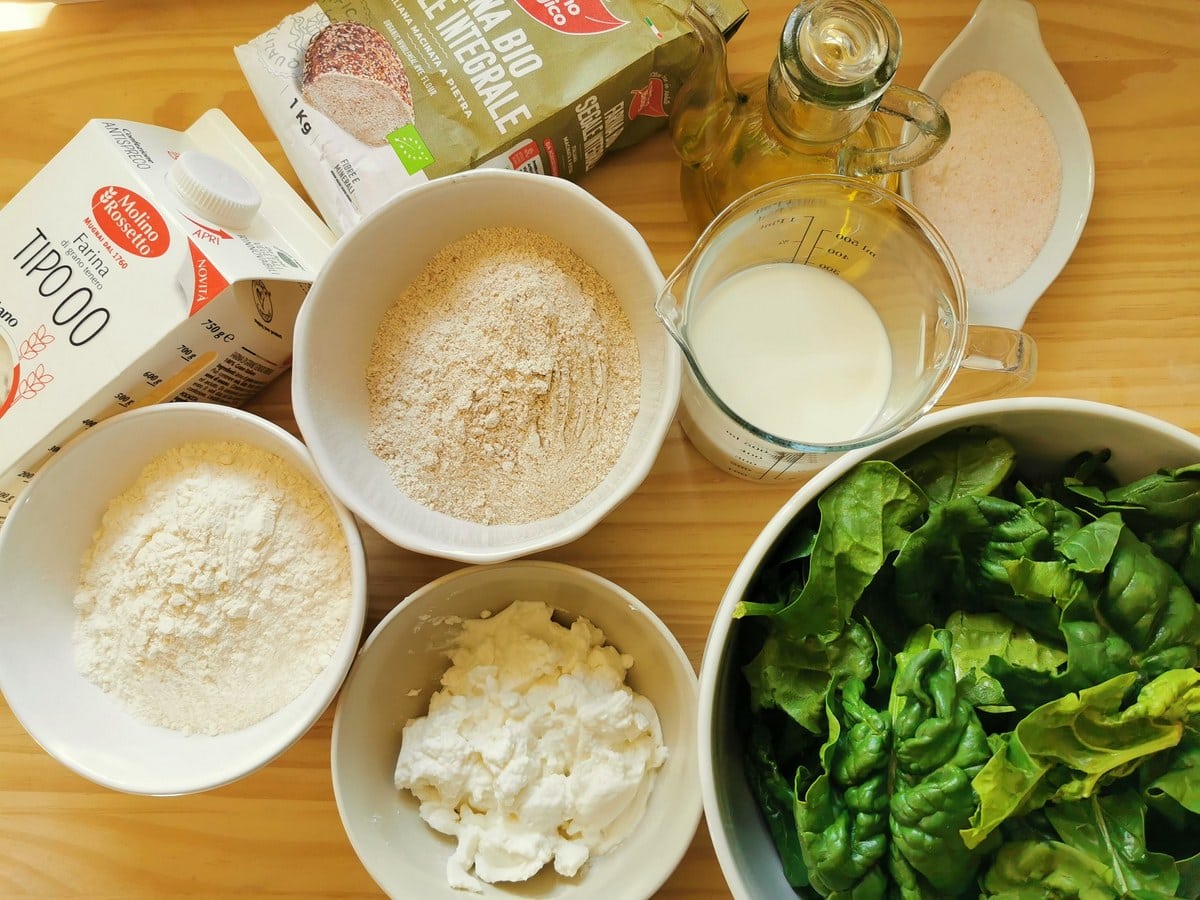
[291,168,681,564]
[0,402,368,795]
[331,560,701,899]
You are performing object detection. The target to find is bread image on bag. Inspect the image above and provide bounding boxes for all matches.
[302,20,416,146]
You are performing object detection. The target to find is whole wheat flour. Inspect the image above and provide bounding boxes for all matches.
[365,226,640,525]
[72,440,353,736]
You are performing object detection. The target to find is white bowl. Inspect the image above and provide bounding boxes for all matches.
[899,0,1094,330]
[0,402,368,796]
[291,169,681,565]
[698,397,1200,899]
[332,560,700,899]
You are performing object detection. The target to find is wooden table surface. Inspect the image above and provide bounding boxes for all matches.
[1,0,1198,896]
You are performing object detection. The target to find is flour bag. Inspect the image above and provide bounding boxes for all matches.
[235,0,748,233]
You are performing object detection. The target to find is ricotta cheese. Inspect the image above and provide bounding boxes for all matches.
[394,599,668,892]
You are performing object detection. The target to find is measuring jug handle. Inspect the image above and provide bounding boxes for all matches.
[839,85,951,177]
[945,325,1039,404]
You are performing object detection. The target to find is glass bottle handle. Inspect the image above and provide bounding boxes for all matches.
[839,84,951,177]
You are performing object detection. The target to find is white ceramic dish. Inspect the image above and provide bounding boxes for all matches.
[331,560,701,900]
[697,397,1200,899]
[0,403,368,796]
[899,0,1094,330]
[291,168,681,565]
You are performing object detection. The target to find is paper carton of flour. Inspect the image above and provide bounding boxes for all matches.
[0,109,335,523]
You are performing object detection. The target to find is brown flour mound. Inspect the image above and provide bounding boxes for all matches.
[365,226,641,525]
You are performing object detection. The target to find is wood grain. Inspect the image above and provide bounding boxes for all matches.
[0,0,1197,895]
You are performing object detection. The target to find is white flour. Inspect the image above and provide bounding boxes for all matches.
[365,226,641,526]
[72,440,353,736]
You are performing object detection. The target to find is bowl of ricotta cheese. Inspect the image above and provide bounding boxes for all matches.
[330,560,700,899]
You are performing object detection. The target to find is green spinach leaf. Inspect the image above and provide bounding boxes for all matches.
[744,718,811,888]
[886,628,994,896]
[896,426,1015,504]
[980,840,1120,898]
[743,619,880,733]
[989,522,1200,710]
[964,669,1200,849]
[1144,521,1200,596]
[943,611,1066,710]
[1044,792,1180,898]
[1099,527,1200,664]
[796,678,892,896]
[1066,462,1200,532]
[1141,729,1200,824]
[768,460,927,641]
[735,523,818,618]
[892,495,1055,632]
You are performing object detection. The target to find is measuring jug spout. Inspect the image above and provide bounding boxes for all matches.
[653,266,692,357]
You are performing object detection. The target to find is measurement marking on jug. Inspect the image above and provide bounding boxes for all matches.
[763,452,810,479]
[766,214,814,263]
[806,228,878,272]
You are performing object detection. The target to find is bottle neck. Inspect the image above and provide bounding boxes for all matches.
[767,0,900,145]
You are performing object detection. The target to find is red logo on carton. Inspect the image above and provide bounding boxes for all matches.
[629,76,668,119]
[91,186,170,259]
[542,138,560,176]
[514,0,626,35]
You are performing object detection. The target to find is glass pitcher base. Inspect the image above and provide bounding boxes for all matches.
[678,395,833,483]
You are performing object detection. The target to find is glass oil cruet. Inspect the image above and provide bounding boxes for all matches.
[670,0,951,228]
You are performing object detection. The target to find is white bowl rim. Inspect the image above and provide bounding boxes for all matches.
[330,558,702,899]
[0,401,368,795]
[291,168,682,565]
[696,396,1200,899]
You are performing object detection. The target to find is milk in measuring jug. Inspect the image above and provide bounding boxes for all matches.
[688,264,892,443]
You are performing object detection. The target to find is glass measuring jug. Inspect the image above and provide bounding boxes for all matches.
[656,175,1037,482]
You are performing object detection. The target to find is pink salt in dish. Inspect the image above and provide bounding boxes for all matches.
[898,0,1093,331]
[911,70,1062,295]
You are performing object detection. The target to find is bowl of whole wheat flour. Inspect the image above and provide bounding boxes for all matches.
[0,402,367,795]
[291,168,681,564]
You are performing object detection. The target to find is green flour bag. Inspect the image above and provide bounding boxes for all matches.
[236,0,747,233]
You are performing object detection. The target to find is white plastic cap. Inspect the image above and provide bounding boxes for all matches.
[167,151,262,230]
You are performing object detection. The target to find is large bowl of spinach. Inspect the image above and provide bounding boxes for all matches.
[698,398,1200,899]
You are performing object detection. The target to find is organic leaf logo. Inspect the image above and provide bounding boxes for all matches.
[388,125,436,175]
